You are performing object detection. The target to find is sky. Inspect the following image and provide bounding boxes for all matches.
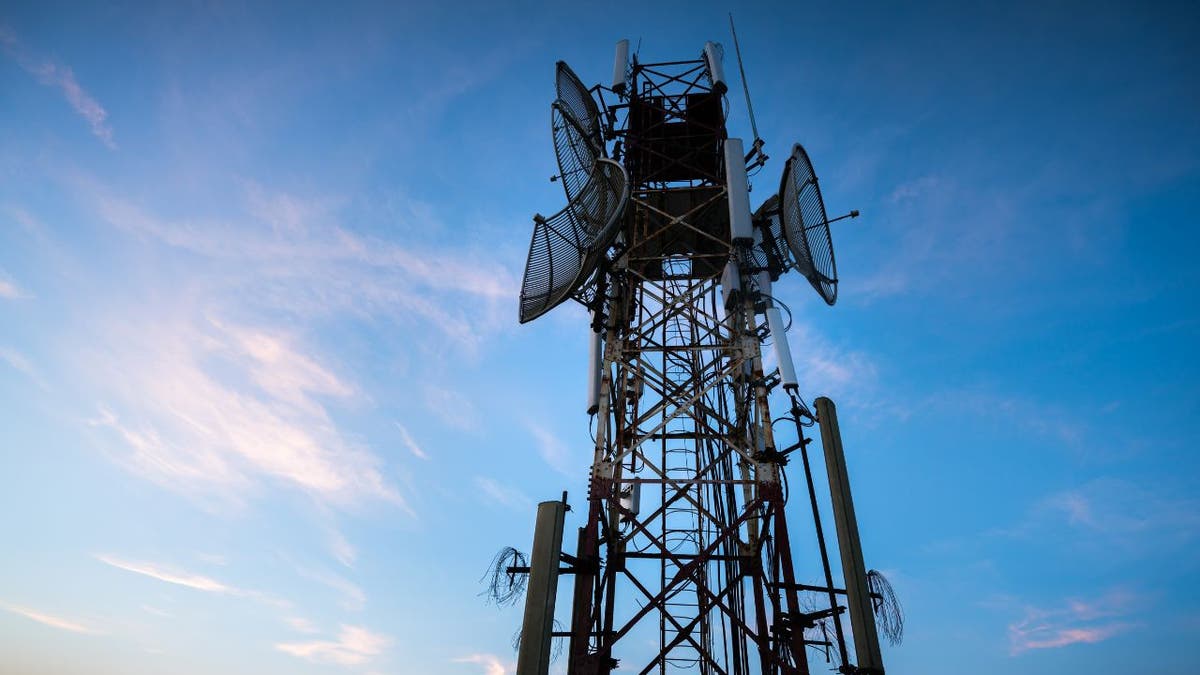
[0,1,1197,674]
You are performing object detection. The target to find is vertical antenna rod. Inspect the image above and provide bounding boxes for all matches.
[729,13,762,152]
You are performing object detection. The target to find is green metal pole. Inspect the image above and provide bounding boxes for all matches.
[517,500,566,675]
[814,397,883,674]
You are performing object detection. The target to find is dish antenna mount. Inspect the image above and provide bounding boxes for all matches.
[519,61,628,324]
[749,145,859,304]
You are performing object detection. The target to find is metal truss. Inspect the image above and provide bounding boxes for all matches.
[570,253,815,674]
[565,55,814,675]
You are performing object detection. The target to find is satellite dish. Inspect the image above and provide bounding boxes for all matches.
[519,158,629,324]
[552,61,606,209]
[555,61,603,150]
[779,143,838,305]
[552,100,600,204]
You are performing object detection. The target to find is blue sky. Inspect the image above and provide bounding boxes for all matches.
[1,1,1197,674]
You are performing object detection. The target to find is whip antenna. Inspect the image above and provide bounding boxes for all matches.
[729,13,765,163]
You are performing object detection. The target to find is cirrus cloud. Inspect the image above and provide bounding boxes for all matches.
[86,315,406,512]
[454,653,511,675]
[1,602,102,635]
[276,625,391,666]
[1,25,116,148]
[1008,588,1143,655]
[94,553,289,609]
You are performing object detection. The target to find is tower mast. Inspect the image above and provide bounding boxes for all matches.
[508,36,887,675]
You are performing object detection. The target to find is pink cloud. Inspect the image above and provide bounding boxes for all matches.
[1008,589,1142,655]
[1,603,102,635]
[276,625,390,666]
[454,653,511,675]
[85,315,407,512]
[0,278,24,299]
[1015,624,1131,651]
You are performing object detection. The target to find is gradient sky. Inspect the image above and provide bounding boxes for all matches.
[1,2,1197,674]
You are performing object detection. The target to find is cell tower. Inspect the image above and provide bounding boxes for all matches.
[493,30,900,675]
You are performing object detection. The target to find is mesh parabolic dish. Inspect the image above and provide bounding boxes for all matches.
[555,61,603,150]
[519,158,629,324]
[552,100,600,205]
[780,143,838,305]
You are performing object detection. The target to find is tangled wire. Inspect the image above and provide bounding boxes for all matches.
[511,619,566,662]
[867,569,904,645]
[479,546,529,607]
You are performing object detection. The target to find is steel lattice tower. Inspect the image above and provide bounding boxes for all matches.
[567,52,813,675]
[506,38,891,675]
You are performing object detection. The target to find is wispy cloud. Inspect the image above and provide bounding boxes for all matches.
[85,316,406,511]
[95,553,288,608]
[454,653,511,675]
[395,421,430,460]
[1,603,102,635]
[770,316,898,420]
[96,554,232,593]
[73,179,515,515]
[284,616,320,633]
[296,567,366,612]
[326,527,357,568]
[994,477,1200,552]
[0,25,116,148]
[0,346,50,391]
[473,476,532,511]
[1040,478,1200,545]
[423,385,482,432]
[1013,623,1130,653]
[0,264,33,301]
[886,175,943,204]
[89,181,517,353]
[1008,589,1142,654]
[276,625,390,666]
[845,174,1033,303]
[921,389,1096,458]
[526,422,573,475]
[141,604,172,618]
[786,321,880,397]
[0,277,26,299]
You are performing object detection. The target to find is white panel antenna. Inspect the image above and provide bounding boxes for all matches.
[619,482,641,522]
[612,39,630,94]
[703,41,727,94]
[724,137,753,243]
[765,306,798,390]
